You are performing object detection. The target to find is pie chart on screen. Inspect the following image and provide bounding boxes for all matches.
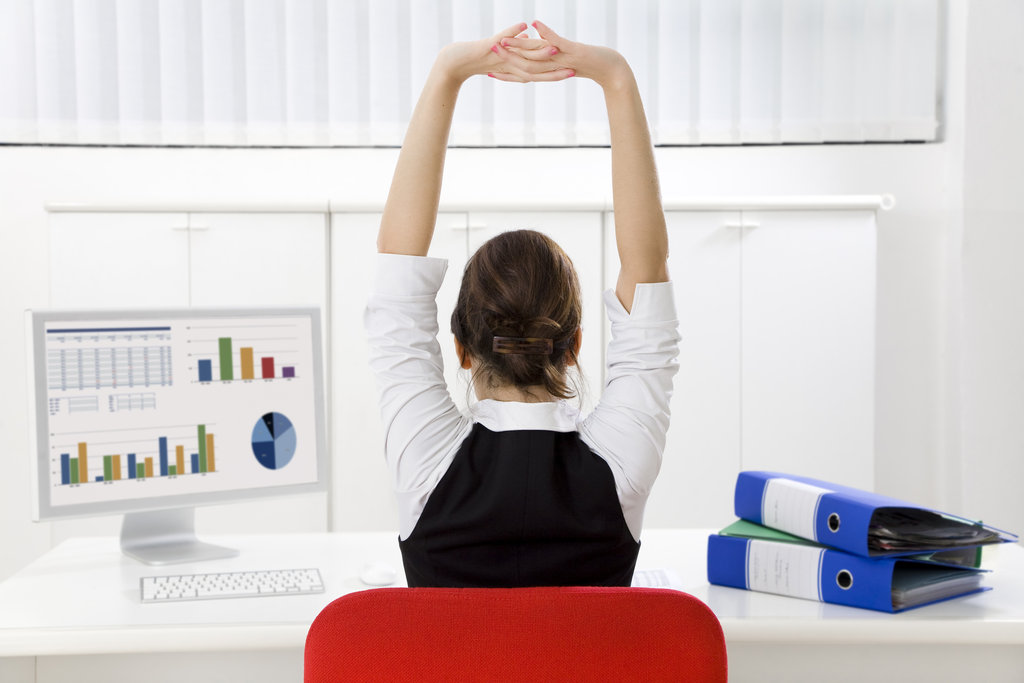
[252,412,297,470]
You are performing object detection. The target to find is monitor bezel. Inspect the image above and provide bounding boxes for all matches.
[27,306,329,521]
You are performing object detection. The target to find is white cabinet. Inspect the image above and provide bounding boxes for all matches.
[607,210,876,528]
[186,212,328,307]
[46,211,330,539]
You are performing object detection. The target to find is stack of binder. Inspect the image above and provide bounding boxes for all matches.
[707,471,1018,612]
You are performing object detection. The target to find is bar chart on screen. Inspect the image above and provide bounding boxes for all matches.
[52,423,218,486]
[188,322,301,383]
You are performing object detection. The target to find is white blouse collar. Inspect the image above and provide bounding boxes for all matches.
[470,399,579,433]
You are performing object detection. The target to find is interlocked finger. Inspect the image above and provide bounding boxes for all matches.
[500,36,558,61]
[488,67,574,83]
[487,71,529,83]
[493,42,563,77]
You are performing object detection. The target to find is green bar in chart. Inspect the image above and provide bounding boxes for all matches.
[218,337,233,380]
[198,424,208,472]
[136,463,145,479]
[70,459,80,484]
[103,455,113,482]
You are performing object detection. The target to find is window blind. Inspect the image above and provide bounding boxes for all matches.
[0,0,940,147]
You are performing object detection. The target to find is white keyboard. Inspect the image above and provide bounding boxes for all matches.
[140,568,325,603]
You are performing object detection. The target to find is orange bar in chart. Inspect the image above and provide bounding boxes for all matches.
[206,433,216,472]
[112,455,122,481]
[145,457,154,478]
[240,347,255,380]
[176,445,185,476]
[77,442,88,485]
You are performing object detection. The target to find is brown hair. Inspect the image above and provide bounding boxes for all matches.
[451,230,582,400]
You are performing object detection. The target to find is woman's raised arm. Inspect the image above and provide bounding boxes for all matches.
[378,23,574,256]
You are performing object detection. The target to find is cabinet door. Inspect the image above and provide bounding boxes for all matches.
[188,213,327,308]
[467,212,605,411]
[329,212,466,532]
[49,212,190,307]
[740,210,876,490]
[608,212,743,528]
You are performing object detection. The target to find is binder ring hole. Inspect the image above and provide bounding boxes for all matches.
[827,513,841,532]
[836,570,853,590]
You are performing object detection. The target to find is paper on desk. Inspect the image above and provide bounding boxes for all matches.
[631,568,684,590]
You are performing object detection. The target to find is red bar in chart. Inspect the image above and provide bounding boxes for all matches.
[261,357,275,379]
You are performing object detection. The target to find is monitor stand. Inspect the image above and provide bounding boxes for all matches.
[120,508,239,565]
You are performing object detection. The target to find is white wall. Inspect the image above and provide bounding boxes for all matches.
[2,0,1017,581]
[958,0,1024,537]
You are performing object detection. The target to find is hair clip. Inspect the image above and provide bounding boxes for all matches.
[492,336,554,355]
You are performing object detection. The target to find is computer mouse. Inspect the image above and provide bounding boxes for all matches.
[359,561,398,587]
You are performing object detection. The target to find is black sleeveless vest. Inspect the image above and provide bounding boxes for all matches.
[399,424,641,587]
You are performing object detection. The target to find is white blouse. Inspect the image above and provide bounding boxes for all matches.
[365,252,680,541]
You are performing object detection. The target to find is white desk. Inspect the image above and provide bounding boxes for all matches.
[0,530,1022,683]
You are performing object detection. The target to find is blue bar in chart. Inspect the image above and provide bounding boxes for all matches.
[197,359,213,382]
[158,437,168,477]
[191,453,200,474]
[60,453,70,485]
[128,453,137,479]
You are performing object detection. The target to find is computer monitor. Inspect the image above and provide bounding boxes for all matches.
[26,307,328,565]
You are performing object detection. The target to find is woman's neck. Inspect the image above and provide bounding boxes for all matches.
[474,382,557,403]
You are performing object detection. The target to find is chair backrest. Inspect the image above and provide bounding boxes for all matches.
[305,587,727,682]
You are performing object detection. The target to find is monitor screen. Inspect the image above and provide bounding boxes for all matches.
[27,307,327,562]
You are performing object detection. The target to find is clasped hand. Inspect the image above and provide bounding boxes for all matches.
[438,20,630,89]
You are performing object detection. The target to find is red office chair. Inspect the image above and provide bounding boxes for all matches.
[305,587,727,682]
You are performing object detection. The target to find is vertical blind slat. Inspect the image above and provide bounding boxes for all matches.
[35,0,78,143]
[200,0,245,145]
[780,0,825,143]
[699,0,740,144]
[0,0,38,140]
[821,0,861,142]
[244,0,285,145]
[739,0,782,144]
[73,0,119,143]
[573,0,610,146]
[116,0,161,145]
[284,0,328,146]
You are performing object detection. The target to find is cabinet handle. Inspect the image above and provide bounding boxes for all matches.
[449,223,488,231]
[723,221,760,229]
[189,224,210,231]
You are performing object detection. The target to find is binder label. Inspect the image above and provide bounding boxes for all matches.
[762,477,832,542]
[746,539,824,601]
